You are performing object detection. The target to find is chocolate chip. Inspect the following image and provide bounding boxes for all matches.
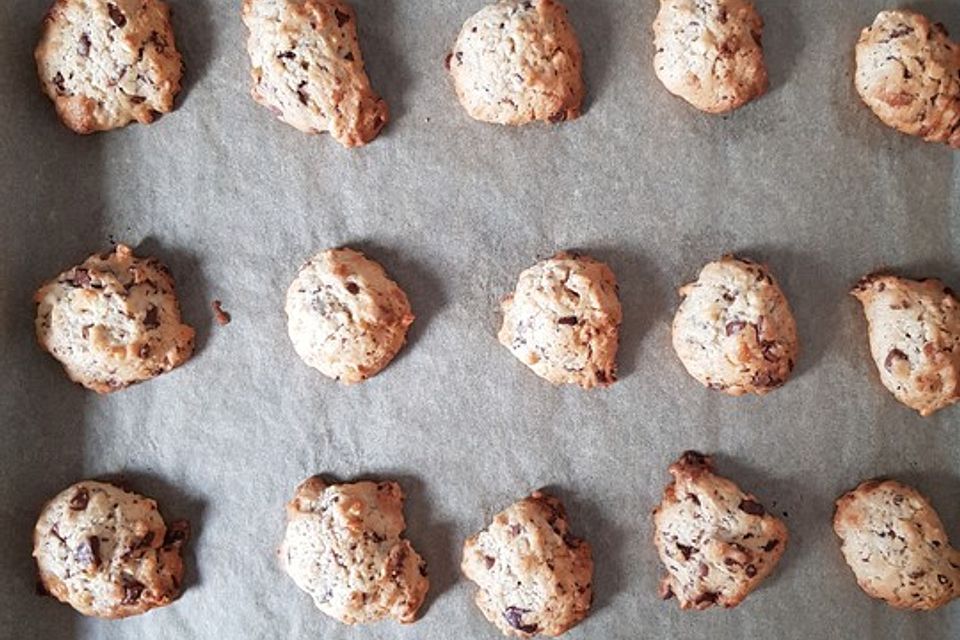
[888,26,914,39]
[345,282,360,295]
[137,531,156,549]
[143,306,159,329]
[884,348,908,372]
[562,532,581,549]
[762,539,779,552]
[444,53,453,70]
[503,607,538,634]
[456,51,463,65]
[163,520,190,547]
[739,499,765,516]
[129,95,146,104]
[745,564,757,577]
[698,562,710,577]
[121,576,145,604]
[297,81,309,105]
[149,31,167,53]
[725,320,747,336]
[694,592,718,605]
[138,344,151,358]
[558,316,577,325]
[484,555,495,569]
[75,536,100,568]
[53,71,67,95]
[717,6,728,23]
[277,51,296,60]
[687,492,701,506]
[343,51,354,61]
[69,488,90,510]
[334,9,350,27]
[78,33,91,56]
[548,111,566,123]
[677,543,695,560]
[107,3,127,27]
[679,450,709,467]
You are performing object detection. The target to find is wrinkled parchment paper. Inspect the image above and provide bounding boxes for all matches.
[1,0,958,638]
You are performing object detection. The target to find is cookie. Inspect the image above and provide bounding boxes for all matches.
[834,479,960,611]
[448,0,584,125]
[34,244,195,393]
[35,0,183,134]
[672,255,798,396]
[498,252,621,389]
[855,10,960,148]
[243,0,388,148]
[652,451,788,610]
[33,480,189,618]
[285,248,413,383]
[851,274,960,417]
[279,476,429,624]
[461,491,593,637]
[653,0,767,113]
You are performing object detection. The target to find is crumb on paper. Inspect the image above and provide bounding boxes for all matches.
[212,300,231,326]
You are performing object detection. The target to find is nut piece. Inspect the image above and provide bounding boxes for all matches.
[448,0,584,125]
[834,479,960,611]
[652,451,788,609]
[854,10,960,148]
[279,476,429,624]
[462,491,593,637]
[851,274,960,416]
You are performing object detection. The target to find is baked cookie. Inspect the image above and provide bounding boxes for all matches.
[35,244,195,393]
[652,451,788,609]
[672,255,798,396]
[851,274,960,417]
[285,248,413,383]
[498,252,621,389]
[33,480,189,618]
[448,0,584,125]
[243,0,388,148]
[279,476,429,624]
[834,479,960,611]
[855,10,960,148]
[461,491,593,637]
[35,0,183,134]
[653,0,767,113]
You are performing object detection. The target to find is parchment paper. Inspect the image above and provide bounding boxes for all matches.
[1,0,958,638]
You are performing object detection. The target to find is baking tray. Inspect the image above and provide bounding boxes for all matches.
[0,0,957,638]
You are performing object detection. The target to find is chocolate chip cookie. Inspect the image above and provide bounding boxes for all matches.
[672,255,798,396]
[448,0,584,125]
[855,10,960,148]
[462,491,593,637]
[498,252,621,389]
[34,244,195,393]
[33,480,189,618]
[653,451,788,609]
[834,479,959,610]
[285,248,413,384]
[35,0,183,133]
[653,0,767,113]
[243,0,388,147]
[851,273,960,416]
[279,476,429,624]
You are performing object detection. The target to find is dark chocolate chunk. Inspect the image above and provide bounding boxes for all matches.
[107,4,127,27]
[69,488,90,511]
[739,499,765,516]
[334,9,350,27]
[503,607,538,634]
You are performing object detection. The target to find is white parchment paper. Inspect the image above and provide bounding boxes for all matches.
[1,0,958,638]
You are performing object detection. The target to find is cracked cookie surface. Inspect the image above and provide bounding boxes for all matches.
[652,451,788,609]
[653,0,767,113]
[34,244,195,393]
[834,479,960,611]
[851,274,960,417]
[285,248,413,384]
[279,476,429,624]
[461,491,593,637]
[243,0,388,147]
[33,480,189,618]
[448,0,584,125]
[35,0,183,133]
[855,10,960,148]
[498,252,621,389]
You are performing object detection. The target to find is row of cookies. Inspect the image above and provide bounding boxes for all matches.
[34,0,960,148]
[34,245,960,416]
[33,452,960,633]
